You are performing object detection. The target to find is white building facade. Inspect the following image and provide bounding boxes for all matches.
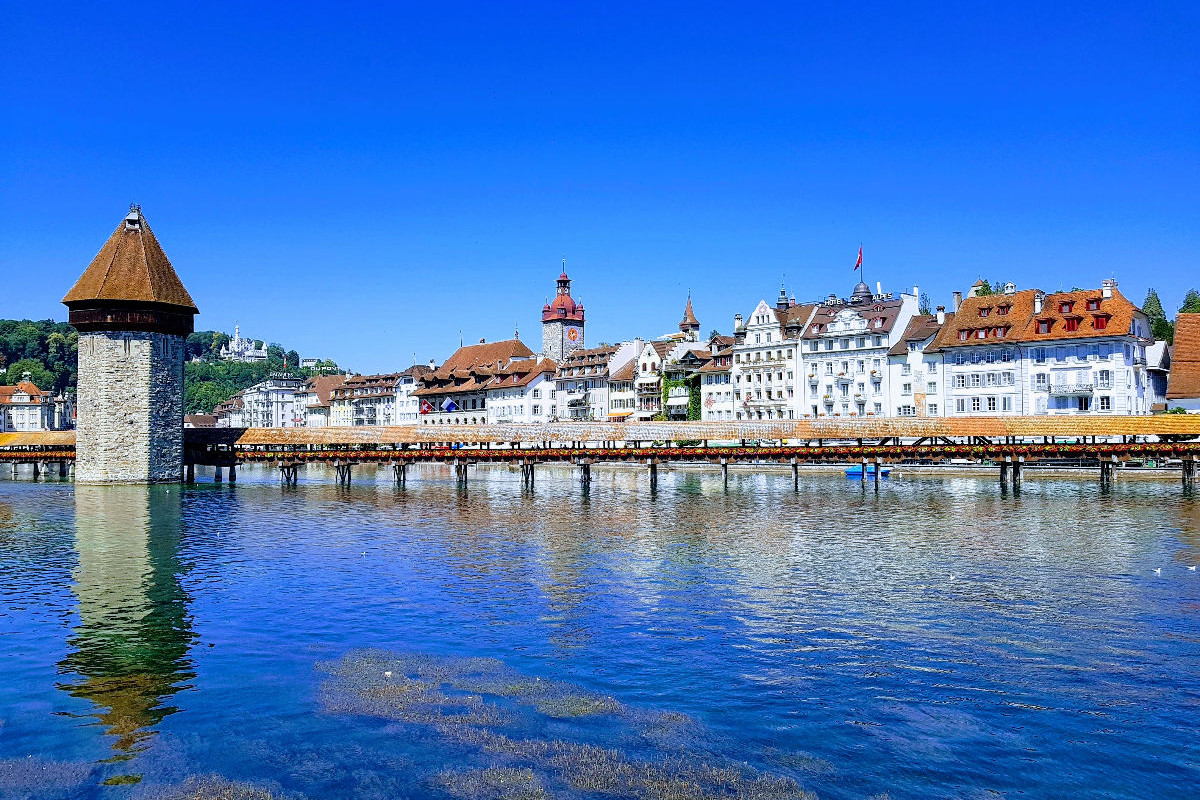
[241,376,303,428]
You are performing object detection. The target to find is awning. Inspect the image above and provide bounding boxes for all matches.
[665,396,689,407]
[608,410,634,418]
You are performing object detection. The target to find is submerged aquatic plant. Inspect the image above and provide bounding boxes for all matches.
[319,649,816,800]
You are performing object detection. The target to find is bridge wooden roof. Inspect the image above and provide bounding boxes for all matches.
[5,416,1199,452]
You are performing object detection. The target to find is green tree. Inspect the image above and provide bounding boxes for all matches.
[286,350,300,368]
[0,358,55,390]
[1181,289,1200,315]
[919,292,932,315]
[1142,288,1174,342]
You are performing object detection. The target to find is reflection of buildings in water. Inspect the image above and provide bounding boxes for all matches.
[58,485,195,758]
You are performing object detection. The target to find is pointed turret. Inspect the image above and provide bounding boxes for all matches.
[679,294,701,337]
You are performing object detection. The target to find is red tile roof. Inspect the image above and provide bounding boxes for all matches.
[0,381,51,404]
[928,287,1145,352]
[1167,314,1200,400]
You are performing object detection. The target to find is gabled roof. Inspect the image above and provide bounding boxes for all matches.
[429,339,535,380]
[887,314,949,356]
[485,358,557,390]
[63,208,197,312]
[0,381,51,404]
[1167,314,1200,400]
[928,286,1144,351]
[609,359,637,381]
[297,374,345,409]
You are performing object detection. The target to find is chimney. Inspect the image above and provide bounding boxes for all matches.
[876,281,882,295]
[913,284,919,298]
[479,337,486,344]
[1101,278,1117,299]
[936,305,945,325]
[1034,292,1044,314]
[428,358,436,370]
[952,291,962,312]
[733,314,744,333]
[789,294,796,308]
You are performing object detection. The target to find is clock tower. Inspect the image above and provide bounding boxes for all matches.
[541,268,585,362]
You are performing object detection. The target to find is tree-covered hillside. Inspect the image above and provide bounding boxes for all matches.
[1,321,340,414]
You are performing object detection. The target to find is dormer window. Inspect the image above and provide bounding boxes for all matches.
[1059,301,1073,314]
[1093,315,1108,330]
[976,329,987,339]
[997,305,1010,316]
[979,307,990,317]
[1086,298,1100,311]
[959,330,969,341]
[1064,318,1079,332]
[1037,320,1051,334]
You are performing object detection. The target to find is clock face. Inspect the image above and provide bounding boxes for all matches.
[567,327,579,342]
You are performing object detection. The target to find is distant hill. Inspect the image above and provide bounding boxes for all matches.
[0,320,340,414]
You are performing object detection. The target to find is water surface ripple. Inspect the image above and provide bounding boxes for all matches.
[0,465,1197,798]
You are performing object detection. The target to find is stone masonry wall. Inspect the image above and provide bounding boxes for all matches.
[76,331,184,483]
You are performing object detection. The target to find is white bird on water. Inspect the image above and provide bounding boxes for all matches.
[1154,568,1162,576]
[1189,566,1197,572]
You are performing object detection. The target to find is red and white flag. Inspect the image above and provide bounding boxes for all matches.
[854,246,863,271]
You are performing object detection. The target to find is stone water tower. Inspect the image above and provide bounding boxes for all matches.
[63,207,198,483]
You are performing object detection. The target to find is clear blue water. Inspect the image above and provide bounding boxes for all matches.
[1,464,1198,799]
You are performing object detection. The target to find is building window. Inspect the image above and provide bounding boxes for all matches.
[928,403,938,415]
[1087,299,1100,311]
[986,396,997,412]
[1099,395,1111,411]
[954,374,966,388]
[971,397,981,412]
[901,364,911,376]
[1077,396,1091,412]
[1002,396,1012,412]
[956,398,966,413]
[1037,320,1051,334]
[959,331,969,341]
[1094,315,1108,330]
[1060,302,1072,313]
[997,305,1010,315]
[970,373,981,388]
[902,383,912,395]
[927,381,937,393]
[1064,318,1079,332]
[928,361,938,374]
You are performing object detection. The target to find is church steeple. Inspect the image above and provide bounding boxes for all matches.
[679,293,700,339]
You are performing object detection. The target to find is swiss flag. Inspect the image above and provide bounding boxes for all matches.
[854,246,863,271]
[420,401,433,415]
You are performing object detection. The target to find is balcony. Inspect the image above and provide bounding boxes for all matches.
[1049,382,1094,395]
[563,390,587,406]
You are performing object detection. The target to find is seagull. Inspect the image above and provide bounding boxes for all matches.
[1189,566,1197,572]
[1154,568,1162,576]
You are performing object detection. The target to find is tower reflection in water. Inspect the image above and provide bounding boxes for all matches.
[58,485,196,761]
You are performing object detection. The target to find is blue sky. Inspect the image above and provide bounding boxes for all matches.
[2,1,1197,372]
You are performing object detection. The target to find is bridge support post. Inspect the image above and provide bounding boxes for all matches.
[59,460,68,478]
[33,461,42,480]
[185,463,195,484]
[454,459,468,485]
[874,458,882,493]
[579,461,591,487]
[1184,457,1196,489]
[721,458,729,489]
[860,458,867,483]
[11,462,17,479]
[647,459,658,492]
[1000,457,1009,491]
[1013,456,1023,494]
[521,460,535,489]
[228,464,237,483]
[214,466,223,483]
[394,462,407,486]
[791,457,799,491]
[334,461,351,487]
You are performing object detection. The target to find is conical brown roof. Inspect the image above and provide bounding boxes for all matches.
[63,208,197,312]
[680,295,699,328]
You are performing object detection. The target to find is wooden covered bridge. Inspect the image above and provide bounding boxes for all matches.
[2,417,1199,490]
